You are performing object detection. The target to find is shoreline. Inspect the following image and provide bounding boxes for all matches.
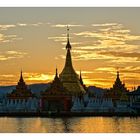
[0,112,139,117]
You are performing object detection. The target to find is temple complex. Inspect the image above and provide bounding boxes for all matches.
[0,26,137,114]
[59,26,86,95]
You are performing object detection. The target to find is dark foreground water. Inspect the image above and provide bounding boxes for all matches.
[0,117,140,133]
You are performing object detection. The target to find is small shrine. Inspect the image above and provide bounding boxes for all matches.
[41,68,72,112]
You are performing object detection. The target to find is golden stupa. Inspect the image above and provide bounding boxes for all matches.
[59,26,86,95]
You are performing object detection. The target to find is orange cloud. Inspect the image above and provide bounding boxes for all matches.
[25,73,54,81]
[0,51,27,61]
[0,24,16,30]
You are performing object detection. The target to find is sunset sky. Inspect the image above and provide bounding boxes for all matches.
[0,8,140,89]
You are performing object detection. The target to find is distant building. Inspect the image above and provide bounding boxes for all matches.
[59,26,86,96]
[41,68,72,112]
[105,71,129,101]
[6,71,39,112]
[127,86,140,112]
[7,71,32,99]
[128,86,140,102]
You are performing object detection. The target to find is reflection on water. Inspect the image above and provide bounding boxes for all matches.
[0,117,140,133]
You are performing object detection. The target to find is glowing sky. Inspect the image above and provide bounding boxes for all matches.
[0,8,140,89]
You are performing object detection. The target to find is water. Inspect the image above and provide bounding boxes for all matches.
[0,117,140,133]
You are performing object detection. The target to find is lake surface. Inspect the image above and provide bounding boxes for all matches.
[0,117,140,133]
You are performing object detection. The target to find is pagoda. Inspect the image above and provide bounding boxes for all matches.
[105,71,128,101]
[7,70,32,99]
[41,68,72,112]
[59,26,86,95]
[43,68,68,95]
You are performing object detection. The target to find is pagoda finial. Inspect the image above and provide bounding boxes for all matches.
[66,25,71,50]
[53,67,61,83]
[19,69,24,82]
[54,66,59,80]
[56,67,58,77]
[117,71,119,78]
[116,67,119,77]
[67,25,69,42]
[21,68,22,75]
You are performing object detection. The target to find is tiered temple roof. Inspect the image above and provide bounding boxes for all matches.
[106,71,128,100]
[43,68,68,95]
[7,71,32,99]
[41,68,72,112]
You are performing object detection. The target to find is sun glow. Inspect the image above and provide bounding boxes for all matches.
[0,8,140,89]
[25,73,54,81]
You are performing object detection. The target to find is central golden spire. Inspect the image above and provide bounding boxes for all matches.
[65,26,72,68]
[59,26,86,95]
[62,25,74,73]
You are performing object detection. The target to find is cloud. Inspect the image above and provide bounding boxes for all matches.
[0,24,16,30]
[68,23,140,63]
[94,66,140,79]
[0,22,54,46]
[0,22,140,88]
[121,66,140,73]
[51,24,83,28]
[100,51,140,58]
[48,22,140,67]
[48,36,67,42]
[71,50,114,61]
[0,74,17,85]
[97,51,140,63]
[25,73,54,81]
[48,37,82,45]
[0,74,15,78]
[74,30,140,41]
[0,50,27,61]
[0,33,22,44]
[0,34,4,42]
[82,65,140,88]
[1,21,48,31]
[95,67,116,72]
[17,22,47,27]
[73,45,107,52]
[17,23,27,27]
[83,78,112,88]
[61,42,82,45]
[74,23,140,42]
[0,72,55,86]
[76,70,94,74]
[28,22,44,27]
[0,22,48,44]
[92,23,119,27]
